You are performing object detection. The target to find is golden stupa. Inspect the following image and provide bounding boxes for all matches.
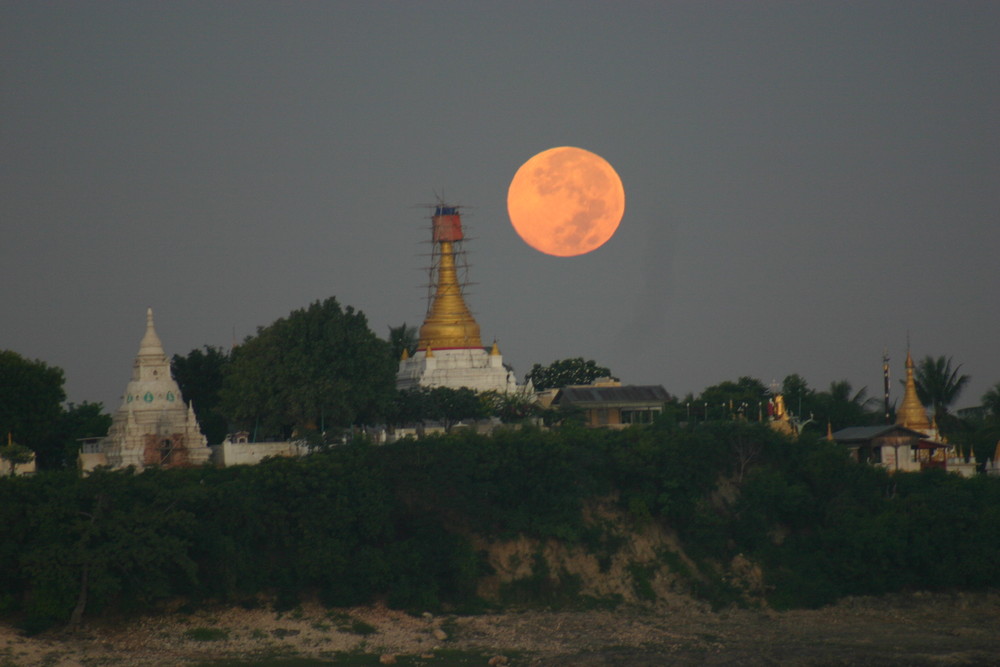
[896,350,932,432]
[416,214,483,350]
[395,204,522,394]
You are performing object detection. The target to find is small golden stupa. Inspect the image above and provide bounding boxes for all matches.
[896,350,932,433]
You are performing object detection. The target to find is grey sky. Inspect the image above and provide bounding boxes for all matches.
[2,2,998,414]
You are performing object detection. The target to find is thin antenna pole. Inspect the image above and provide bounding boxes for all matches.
[883,348,891,424]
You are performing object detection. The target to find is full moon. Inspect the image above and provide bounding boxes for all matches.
[507,146,625,257]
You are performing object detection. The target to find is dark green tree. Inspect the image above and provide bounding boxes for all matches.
[982,382,1000,420]
[52,402,111,470]
[525,357,614,391]
[0,350,66,467]
[815,380,877,431]
[781,374,820,422]
[698,376,770,421]
[171,346,230,444]
[914,355,970,431]
[387,323,419,361]
[387,388,429,428]
[219,298,396,439]
[427,387,488,431]
[388,387,488,431]
[0,440,34,474]
[479,390,538,423]
[948,383,1000,462]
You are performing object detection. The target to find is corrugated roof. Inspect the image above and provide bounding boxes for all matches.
[831,425,927,443]
[555,385,671,407]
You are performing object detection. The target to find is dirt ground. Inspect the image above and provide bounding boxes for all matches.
[1,591,998,666]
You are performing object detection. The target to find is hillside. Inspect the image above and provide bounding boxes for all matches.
[2,422,999,641]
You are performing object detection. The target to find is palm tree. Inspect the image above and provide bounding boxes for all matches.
[981,382,1000,420]
[819,380,877,431]
[913,355,970,423]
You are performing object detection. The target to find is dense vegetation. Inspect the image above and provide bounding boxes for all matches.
[0,350,111,470]
[2,422,998,634]
[218,298,397,440]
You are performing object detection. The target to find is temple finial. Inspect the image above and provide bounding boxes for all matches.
[138,307,166,358]
[897,345,931,432]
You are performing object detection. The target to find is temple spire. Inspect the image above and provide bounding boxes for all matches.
[416,207,483,350]
[395,202,524,394]
[896,348,931,432]
[137,307,166,359]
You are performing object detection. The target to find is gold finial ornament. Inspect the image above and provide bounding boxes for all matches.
[416,206,484,351]
[490,340,500,356]
[896,349,931,432]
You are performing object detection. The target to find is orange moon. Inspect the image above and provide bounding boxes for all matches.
[507,146,625,257]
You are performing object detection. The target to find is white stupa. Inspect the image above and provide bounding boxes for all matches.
[81,308,211,471]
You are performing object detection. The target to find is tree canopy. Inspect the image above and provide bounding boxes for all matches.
[219,298,396,439]
[982,382,1000,420]
[50,402,112,470]
[525,357,614,391]
[171,346,230,444]
[0,352,114,470]
[913,355,970,426]
[3,424,1000,632]
[389,386,488,432]
[697,376,770,421]
[0,350,65,464]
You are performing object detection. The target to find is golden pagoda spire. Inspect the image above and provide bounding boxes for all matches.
[896,349,931,432]
[416,207,483,351]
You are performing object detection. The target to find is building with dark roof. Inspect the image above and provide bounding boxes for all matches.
[830,350,975,477]
[552,380,671,429]
[831,424,930,472]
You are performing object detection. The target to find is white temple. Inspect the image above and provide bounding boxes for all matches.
[395,205,524,394]
[80,308,211,471]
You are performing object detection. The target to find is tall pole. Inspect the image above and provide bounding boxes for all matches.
[883,348,891,424]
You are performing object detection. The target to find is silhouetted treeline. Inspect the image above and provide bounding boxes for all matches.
[2,422,999,633]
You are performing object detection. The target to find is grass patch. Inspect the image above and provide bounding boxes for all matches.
[580,523,627,574]
[628,562,657,602]
[271,628,300,639]
[349,619,377,636]
[184,627,230,642]
[325,611,378,636]
[658,548,694,578]
[688,560,748,611]
[194,650,527,666]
